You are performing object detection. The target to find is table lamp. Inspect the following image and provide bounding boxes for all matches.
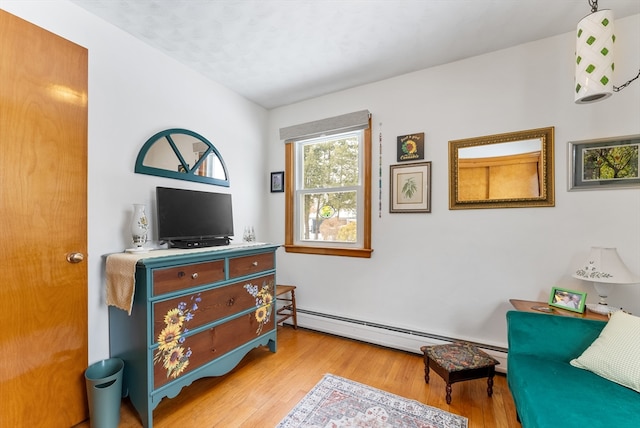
[572,247,639,315]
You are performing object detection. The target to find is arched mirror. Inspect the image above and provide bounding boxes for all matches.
[135,128,230,187]
[449,126,554,209]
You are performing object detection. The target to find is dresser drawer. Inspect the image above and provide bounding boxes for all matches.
[153,308,275,388]
[228,252,274,278]
[152,275,274,340]
[152,260,225,295]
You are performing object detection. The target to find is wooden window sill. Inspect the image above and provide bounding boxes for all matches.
[283,244,373,258]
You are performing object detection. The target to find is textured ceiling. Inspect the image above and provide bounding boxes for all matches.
[70,0,640,109]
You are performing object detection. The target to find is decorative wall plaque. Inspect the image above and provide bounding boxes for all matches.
[397,133,424,162]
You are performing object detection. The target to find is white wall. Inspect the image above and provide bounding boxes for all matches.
[3,0,639,361]
[1,0,269,363]
[267,15,640,350]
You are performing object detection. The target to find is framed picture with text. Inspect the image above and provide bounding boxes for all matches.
[397,132,425,162]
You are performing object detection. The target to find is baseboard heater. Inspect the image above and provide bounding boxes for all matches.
[289,308,509,373]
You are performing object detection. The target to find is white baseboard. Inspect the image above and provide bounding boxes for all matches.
[282,310,508,373]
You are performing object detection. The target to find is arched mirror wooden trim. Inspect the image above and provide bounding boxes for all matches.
[135,128,230,187]
[449,126,555,209]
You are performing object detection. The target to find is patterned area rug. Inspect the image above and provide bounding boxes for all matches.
[276,374,468,428]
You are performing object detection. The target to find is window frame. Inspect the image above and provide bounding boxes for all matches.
[284,118,372,258]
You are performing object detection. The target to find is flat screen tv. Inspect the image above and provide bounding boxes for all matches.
[156,186,234,248]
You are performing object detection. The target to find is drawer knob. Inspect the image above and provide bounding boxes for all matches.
[252,261,258,266]
[192,272,199,279]
[227,298,235,306]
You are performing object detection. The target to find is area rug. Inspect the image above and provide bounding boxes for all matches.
[276,374,468,428]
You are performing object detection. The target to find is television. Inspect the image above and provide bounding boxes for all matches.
[156,186,234,248]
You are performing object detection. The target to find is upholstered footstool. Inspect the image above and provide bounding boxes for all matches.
[420,342,499,404]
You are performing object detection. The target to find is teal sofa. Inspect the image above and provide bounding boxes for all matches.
[506,311,640,428]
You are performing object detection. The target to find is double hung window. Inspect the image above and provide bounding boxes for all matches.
[280,111,372,258]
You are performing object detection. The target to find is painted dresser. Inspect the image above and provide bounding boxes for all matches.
[107,243,278,428]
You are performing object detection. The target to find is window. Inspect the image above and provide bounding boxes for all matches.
[282,114,372,258]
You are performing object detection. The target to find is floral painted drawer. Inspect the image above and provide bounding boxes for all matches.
[152,276,275,342]
[152,299,275,388]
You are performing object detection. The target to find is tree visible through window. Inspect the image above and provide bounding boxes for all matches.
[301,133,359,243]
[284,121,372,258]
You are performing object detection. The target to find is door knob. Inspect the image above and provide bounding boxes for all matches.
[66,252,84,263]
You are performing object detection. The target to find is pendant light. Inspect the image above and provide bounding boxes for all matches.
[574,0,640,104]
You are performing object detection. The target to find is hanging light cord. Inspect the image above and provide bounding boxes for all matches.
[614,69,640,92]
[587,0,639,92]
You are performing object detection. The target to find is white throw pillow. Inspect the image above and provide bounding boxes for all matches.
[570,311,640,393]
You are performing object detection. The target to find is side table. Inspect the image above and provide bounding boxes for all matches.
[509,299,609,321]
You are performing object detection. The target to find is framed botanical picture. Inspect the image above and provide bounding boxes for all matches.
[548,287,587,314]
[270,171,284,193]
[568,135,640,190]
[390,162,431,213]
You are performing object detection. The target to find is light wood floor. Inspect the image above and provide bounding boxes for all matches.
[82,326,520,427]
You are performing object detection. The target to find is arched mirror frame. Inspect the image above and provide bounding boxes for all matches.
[135,128,230,187]
[449,126,555,209]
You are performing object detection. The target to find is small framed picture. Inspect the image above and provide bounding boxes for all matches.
[568,135,640,190]
[390,161,431,213]
[397,132,425,162]
[548,287,587,313]
[270,171,284,193]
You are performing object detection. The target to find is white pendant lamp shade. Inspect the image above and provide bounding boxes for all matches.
[575,10,615,104]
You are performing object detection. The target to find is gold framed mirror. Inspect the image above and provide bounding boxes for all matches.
[449,126,555,209]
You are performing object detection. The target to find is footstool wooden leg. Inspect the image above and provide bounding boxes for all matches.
[487,373,494,397]
[446,383,452,404]
[424,357,431,384]
[420,347,432,384]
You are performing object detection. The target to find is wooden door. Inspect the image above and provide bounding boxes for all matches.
[0,10,89,427]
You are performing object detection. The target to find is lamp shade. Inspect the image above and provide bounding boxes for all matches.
[575,9,615,104]
[573,247,639,284]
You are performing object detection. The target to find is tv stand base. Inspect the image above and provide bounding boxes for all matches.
[169,237,230,249]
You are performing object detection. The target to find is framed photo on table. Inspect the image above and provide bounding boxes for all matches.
[548,287,587,314]
[390,162,431,213]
